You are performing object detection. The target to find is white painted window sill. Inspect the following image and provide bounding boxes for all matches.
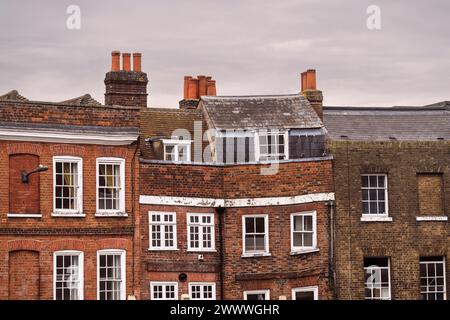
[241,252,272,258]
[95,212,128,217]
[186,249,217,253]
[7,213,42,218]
[360,215,392,222]
[290,248,320,256]
[52,212,85,218]
[148,248,179,251]
[416,216,448,221]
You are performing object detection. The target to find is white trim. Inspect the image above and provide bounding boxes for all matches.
[242,214,269,256]
[243,289,270,300]
[53,156,83,216]
[139,192,335,208]
[416,216,448,221]
[163,140,192,162]
[187,213,215,251]
[255,129,289,161]
[7,213,42,218]
[292,286,319,300]
[96,157,126,215]
[290,211,317,253]
[360,214,393,222]
[53,250,84,300]
[364,258,391,300]
[97,249,126,300]
[361,173,389,215]
[0,129,138,145]
[420,257,447,300]
[150,281,179,300]
[188,282,216,300]
[52,213,86,218]
[149,211,178,250]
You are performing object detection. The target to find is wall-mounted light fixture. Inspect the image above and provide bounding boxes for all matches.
[21,164,48,183]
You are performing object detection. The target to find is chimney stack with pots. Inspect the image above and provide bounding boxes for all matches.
[179,75,217,109]
[301,69,323,120]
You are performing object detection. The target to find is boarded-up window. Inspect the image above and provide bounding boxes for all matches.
[289,129,325,159]
[9,154,40,214]
[417,174,444,216]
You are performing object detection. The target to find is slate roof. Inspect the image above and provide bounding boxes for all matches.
[200,94,323,130]
[323,103,450,141]
[0,90,28,101]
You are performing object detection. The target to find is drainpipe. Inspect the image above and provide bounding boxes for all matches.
[216,206,226,300]
[326,199,336,299]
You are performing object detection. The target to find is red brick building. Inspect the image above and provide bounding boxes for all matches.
[0,52,143,300]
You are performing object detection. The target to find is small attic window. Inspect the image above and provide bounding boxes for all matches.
[162,139,192,162]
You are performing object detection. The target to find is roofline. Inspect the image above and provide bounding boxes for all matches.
[324,105,449,112]
[201,93,302,100]
[0,99,142,110]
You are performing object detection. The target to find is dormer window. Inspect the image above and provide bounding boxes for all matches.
[162,139,191,162]
[256,130,289,161]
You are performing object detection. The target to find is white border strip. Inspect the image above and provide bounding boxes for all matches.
[0,129,138,146]
[416,216,448,221]
[139,192,334,208]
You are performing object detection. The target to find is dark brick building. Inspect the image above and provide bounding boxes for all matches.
[324,104,450,300]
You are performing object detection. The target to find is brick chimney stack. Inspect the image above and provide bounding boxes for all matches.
[301,69,323,120]
[104,51,148,108]
[179,75,217,109]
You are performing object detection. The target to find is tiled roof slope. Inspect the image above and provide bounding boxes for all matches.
[323,103,450,141]
[59,94,102,106]
[200,94,323,130]
[0,90,28,101]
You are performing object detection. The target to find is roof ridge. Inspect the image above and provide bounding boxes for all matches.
[0,90,29,102]
[201,94,302,100]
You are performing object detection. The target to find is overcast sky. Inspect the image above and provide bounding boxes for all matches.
[0,0,449,108]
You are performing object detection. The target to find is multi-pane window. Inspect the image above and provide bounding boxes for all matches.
[54,251,83,300]
[53,157,82,214]
[364,257,391,300]
[361,174,388,215]
[291,212,317,252]
[97,250,125,300]
[187,214,215,251]
[257,130,288,161]
[242,215,269,255]
[244,290,270,300]
[150,282,178,300]
[149,212,177,250]
[292,286,318,300]
[97,158,125,214]
[163,140,191,162]
[189,283,216,300]
[420,257,447,300]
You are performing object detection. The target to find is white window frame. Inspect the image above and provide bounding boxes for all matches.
[290,211,317,254]
[150,281,179,300]
[420,257,447,300]
[53,250,84,300]
[243,289,270,300]
[361,174,390,221]
[162,139,192,162]
[292,286,319,300]
[255,129,289,162]
[242,214,270,257]
[214,129,255,164]
[96,157,126,216]
[148,211,178,250]
[188,282,216,300]
[187,213,216,252]
[97,249,126,300]
[364,258,391,300]
[52,156,83,216]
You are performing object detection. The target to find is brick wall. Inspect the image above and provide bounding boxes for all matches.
[328,140,450,300]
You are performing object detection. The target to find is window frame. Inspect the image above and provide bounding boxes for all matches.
[243,289,270,300]
[420,257,447,300]
[290,211,317,253]
[52,156,83,216]
[364,257,391,300]
[53,250,84,300]
[292,286,319,300]
[187,213,216,252]
[361,173,389,219]
[255,129,289,162]
[162,139,192,162]
[188,282,216,300]
[95,157,126,215]
[96,249,126,300]
[148,211,178,251]
[242,214,270,257]
[150,281,179,300]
